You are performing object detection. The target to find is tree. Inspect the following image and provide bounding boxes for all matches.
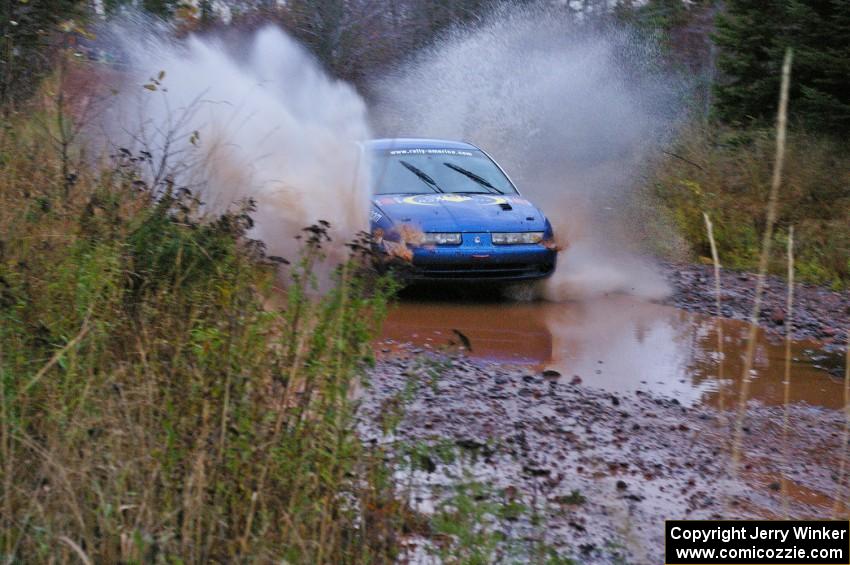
[618,0,720,116]
[787,0,850,132]
[407,0,493,40]
[271,0,495,85]
[0,0,85,109]
[713,0,850,134]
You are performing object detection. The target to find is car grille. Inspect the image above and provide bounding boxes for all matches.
[413,262,554,279]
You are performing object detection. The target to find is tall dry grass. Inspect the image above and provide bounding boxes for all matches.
[835,341,850,517]
[0,92,403,563]
[702,212,726,415]
[781,226,795,518]
[729,48,793,477]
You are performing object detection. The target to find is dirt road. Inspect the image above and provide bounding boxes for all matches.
[359,352,848,563]
[359,265,849,562]
[664,261,849,349]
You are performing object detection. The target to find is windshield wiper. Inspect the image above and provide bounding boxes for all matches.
[442,162,503,194]
[399,160,444,193]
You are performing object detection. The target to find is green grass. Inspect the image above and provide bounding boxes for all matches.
[646,124,850,288]
[426,476,575,565]
[0,99,403,562]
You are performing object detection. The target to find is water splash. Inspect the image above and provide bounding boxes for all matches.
[99,22,372,267]
[370,6,687,301]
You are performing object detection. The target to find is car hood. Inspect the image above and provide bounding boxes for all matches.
[372,193,547,232]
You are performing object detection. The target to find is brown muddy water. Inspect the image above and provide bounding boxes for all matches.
[366,292,850,559]
[378,293,844,410]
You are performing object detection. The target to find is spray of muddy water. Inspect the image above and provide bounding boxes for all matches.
[101,23,371,268]
[371,7,687,301]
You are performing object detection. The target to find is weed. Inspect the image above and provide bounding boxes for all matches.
[553,490,587,506]
[647,120,849,288]
[0,99,402,562]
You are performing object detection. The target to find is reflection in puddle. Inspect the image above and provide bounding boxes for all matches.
[379,295,844,409]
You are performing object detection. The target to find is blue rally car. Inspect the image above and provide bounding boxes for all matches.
[367,138,557,282]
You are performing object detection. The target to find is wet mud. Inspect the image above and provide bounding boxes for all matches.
[663,262,849,351]
[358,353,849,563]
[360,268,849,562]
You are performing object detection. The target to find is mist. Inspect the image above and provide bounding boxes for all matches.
[98,21,372,267]
[370,6,688,300]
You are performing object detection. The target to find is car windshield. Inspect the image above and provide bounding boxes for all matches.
[371,148,519,195]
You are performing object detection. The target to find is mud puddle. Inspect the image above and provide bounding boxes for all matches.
[364,290,849,561]
[360,349,850,563]
[378,293,845,409]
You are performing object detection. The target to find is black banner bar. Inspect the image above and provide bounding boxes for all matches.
[665,520,850,564]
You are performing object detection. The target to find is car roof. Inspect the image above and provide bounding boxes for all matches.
[366,138,480,152]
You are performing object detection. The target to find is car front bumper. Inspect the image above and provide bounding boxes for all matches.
[407,235,557,282]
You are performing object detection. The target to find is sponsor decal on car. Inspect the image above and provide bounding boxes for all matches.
[399,194,510,206]
[388,148,474,156]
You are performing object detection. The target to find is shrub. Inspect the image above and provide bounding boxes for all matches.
[646,124,850,287]
[0,103,402,562]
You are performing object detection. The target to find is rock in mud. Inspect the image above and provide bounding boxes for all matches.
[663,261,849,345]
[358,349,849,564]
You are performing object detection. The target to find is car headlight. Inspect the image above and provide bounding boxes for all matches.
[422,232,462,245]
[492,232,545,245]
